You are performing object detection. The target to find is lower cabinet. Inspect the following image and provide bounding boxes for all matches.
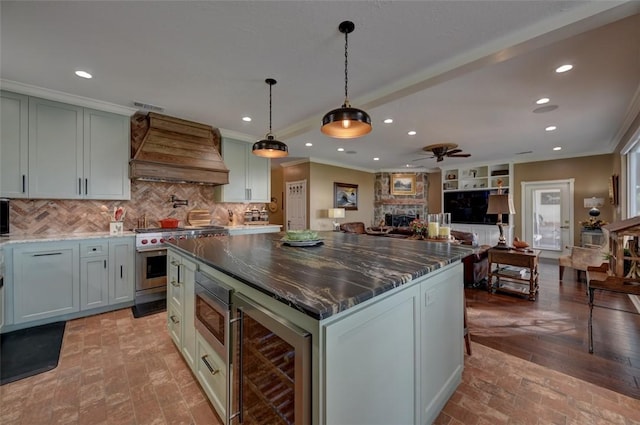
[13,242,80,324]
[194,332,227,417]
[167,250,197,369]
[7,236,134,329]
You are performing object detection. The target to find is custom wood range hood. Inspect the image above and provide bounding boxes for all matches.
[130,112,229,185]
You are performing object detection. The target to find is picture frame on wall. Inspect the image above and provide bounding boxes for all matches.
[391,174,416,195]
[334,182,358,210]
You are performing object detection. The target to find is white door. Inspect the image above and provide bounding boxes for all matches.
[521,179,574,259]
[285,180,307,230]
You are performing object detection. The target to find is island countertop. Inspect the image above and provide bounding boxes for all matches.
[168,231,472,320]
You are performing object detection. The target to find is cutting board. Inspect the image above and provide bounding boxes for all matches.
[187,209,212,227]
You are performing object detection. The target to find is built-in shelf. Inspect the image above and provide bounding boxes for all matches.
[443,163,511,192]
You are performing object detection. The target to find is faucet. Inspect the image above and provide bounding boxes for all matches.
[170,195,189,208]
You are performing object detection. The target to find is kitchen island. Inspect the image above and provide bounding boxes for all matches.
[168,231,471,425]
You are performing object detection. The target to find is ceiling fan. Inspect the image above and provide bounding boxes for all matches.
[414,143,471,162]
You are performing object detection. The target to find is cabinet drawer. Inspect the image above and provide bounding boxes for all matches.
[195,332,227,418]
[80,241,108,258]
[167,303,182,347]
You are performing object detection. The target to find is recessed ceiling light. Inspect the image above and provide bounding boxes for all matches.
[383,118,393,124]
[337,148,345,152]
[536,98,550,104]
[75,70,92,79]
[373,157,379,161]
[407,130,417,136]
[553,146,562,151]
[305,142,313,147]
[545,126,557,131]
[242,116,252,122]
[555,64,573,73]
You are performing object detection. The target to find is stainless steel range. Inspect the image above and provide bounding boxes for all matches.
[134,226,228,303]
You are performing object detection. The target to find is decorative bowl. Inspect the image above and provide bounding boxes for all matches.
[285,230,319,241]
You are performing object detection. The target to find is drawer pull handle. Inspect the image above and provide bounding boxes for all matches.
[170,279,180,287]
[33,252,62,257]
[201,355,219,376]
[170,315,180,324]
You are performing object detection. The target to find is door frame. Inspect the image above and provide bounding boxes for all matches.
[521,179,574,260]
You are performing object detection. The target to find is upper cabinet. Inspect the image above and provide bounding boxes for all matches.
[214,137,270,203]
[0,91,131,200]
[442,162,511,192]
[1,91,29,198]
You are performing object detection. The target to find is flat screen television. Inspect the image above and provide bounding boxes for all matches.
[443,189,509,225]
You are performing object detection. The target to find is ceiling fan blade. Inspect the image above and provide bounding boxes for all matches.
[446,149,462,155]
[449,153,471,157]
[411,157,430,162]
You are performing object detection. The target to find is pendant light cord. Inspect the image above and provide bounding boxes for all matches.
[268,82,273,136]
[344,29,349,104]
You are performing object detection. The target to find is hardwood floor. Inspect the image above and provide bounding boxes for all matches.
[466,258,640,400]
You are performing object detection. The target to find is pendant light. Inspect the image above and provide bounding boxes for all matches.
[321,20,372,139]
[252,78,288,158]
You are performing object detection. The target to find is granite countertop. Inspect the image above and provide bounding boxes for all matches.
[169,231,473,320]
[0,231,135,247]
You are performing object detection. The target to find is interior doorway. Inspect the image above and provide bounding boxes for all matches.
[521,179,574,259]
[285,180,307,230]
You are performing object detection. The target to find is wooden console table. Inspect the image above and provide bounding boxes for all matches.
[588,276,640,353]
[488,248,541,300]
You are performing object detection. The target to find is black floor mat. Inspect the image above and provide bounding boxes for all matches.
[132,299,166,318]
[1,321,66,385]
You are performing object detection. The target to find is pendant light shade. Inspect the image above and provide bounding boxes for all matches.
[321,20,371,139]
[253,78,288,158]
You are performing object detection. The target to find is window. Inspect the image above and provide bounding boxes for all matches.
[628,141,640,217]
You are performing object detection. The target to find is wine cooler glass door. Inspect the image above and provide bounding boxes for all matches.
[232,293,310,425]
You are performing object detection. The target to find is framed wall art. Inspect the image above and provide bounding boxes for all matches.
[391,174,416,195]
[334,182,358,210]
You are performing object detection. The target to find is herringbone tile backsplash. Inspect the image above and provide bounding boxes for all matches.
[8,181,265,235]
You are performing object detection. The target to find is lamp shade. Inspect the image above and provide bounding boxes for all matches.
[252,135,289,158]
[328,208,346,219]
[321,106,372,139]
[486,194,516,215]
[583,197,604,208]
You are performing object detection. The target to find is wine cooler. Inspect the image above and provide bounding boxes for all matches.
[232,293,311,425]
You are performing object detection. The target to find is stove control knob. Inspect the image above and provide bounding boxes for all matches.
[179,235,186,240]
[168,236,175,241]
[141,239,148,245]
[150,238,157,244]
[159,238,165,243]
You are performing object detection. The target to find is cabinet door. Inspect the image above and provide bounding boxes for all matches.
[420,265,463,424]
[167,252,184,310]
[1,91,29,198]
[13,243,80,323]
[28,97,83,199]
[84,109,131,200]
[216,138,248,202]
[247,152,270,202]
[181,256,197,369]
[109,239,134,304]
[80,256,109,310]
[324,284,420,424]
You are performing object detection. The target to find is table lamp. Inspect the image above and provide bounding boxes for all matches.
[486,193,515,249]
[583,197,604,217]
[328,208,346,231]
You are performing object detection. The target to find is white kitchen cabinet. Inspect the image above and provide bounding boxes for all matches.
[13,242,80,324]
[109,238,134,304]
[83,108,131,200]
[167,250,198,369]
[80,241,109,310]
[214,137,270,202]
[1,94,130,200]
[226,225,281,235]
[3,236,134,331]
[1,91,29,198]
[28,97,84,199]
